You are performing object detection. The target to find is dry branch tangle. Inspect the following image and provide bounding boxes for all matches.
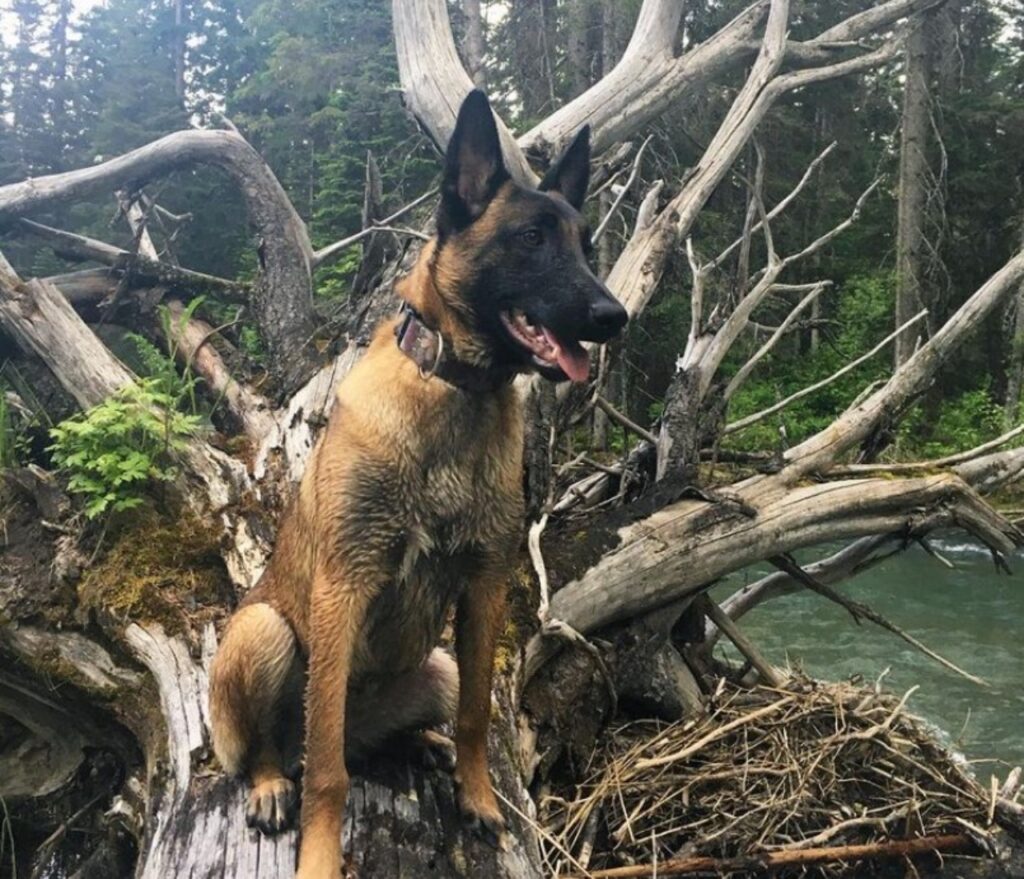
[547,245,1024,639]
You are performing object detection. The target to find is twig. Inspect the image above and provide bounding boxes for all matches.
[593,136,652,244]
[701,596,782,687]
[829,423,1024,475]
[726,310,929,434]
[711,141,839,270]
[685,238,706,351]
[917,538,954,568]
[595,396,657,445]
[532,424,558,620]
[779,177,882,269]
[493,788,595,878]
[28,791,107,879]
[565,834,972,877]
[768,554,988,687]
[531,512,552,619]
[767,804,911,850]
[311,188,437,267]
[635,695,798,771]
[724,281,830,401]
[16,217,247,299]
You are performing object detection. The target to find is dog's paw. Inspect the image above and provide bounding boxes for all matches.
[455,777,508,850]
[245,777,297,835]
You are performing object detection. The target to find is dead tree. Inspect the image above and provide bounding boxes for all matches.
[1,1,1021,877]
[894,6,939,366]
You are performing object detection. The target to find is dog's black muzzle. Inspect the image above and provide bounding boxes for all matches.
[577,279,628,344]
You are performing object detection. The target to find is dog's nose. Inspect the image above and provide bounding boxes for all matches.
[590,299,628,335]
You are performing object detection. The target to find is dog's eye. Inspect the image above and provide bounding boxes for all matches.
[520,228,543,248]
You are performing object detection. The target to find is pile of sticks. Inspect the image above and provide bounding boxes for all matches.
[539,676,1012,877]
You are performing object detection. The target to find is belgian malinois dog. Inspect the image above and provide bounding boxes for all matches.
[209,90,627,877]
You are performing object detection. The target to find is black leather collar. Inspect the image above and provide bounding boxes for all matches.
[394,303,516,394]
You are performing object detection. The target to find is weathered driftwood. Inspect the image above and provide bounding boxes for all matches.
[540,247,1024,648]
[0,129,316,393]
[15,218,248,301]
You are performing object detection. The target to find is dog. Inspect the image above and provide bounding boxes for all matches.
[208,89,627,878]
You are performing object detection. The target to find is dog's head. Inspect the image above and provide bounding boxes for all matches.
[422,90,627,383]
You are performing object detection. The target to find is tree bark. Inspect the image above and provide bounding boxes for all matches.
[461,0,487,87]
[895,9,938,367]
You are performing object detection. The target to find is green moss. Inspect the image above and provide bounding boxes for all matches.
[494,563,535,677]
[78,510,230,634]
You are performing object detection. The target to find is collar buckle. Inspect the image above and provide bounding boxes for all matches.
[396,304,444,381]
[395,302,511,393]
[419,331,444,381]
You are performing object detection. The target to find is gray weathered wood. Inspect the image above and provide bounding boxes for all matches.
[0,129,316,393]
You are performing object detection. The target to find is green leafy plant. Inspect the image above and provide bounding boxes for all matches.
[898,385,1008,459]
[48,379,201,520]
[126,298,207,415]
[0,393,14,470]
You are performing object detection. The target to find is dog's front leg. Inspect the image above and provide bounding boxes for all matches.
[453,574,508,845]
[296,567,371,879]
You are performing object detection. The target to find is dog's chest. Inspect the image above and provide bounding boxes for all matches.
[355,413,520,677]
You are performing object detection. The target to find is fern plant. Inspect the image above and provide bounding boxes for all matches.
[49,379,201,519]
[126,297,206,416]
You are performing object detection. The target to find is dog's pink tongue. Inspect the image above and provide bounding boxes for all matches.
[542,329,591,382]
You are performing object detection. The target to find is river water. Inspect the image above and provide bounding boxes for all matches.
[714,538,1024,773]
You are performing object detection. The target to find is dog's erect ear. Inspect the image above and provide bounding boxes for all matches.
[538,125,590,211]
[438,90,510,237]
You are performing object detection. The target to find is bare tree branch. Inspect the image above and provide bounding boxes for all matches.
[14,218,248,301]
[785,250,1024,475]
[828,423,1024,475]
[0,128,317,393]
[609,23,900,323]
[725,309,929,435]
[724,282,831,401]
[711,142,838,270]
[312,188,437,269]
[162,300,275,442]
[592,136,652,244]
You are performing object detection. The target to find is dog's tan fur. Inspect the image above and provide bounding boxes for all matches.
[209,228,525,875]
[209,87,627,877]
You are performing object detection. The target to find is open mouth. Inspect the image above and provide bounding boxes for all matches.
[500,310,591,382]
